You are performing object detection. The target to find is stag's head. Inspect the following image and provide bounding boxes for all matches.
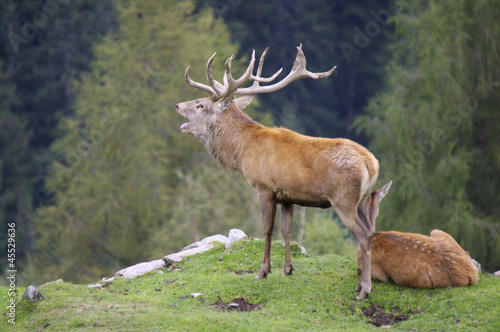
[176,44,336,143]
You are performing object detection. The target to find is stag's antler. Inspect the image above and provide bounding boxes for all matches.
[185,44,336,100]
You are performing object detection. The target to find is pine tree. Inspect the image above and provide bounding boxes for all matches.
[30,0,256,283]
[355,0,500,271]
[0,0,115,281]
[197,0,394,141]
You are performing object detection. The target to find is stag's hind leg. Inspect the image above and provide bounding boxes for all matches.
[355,230,374,299]
[256,191,277,279]
[281,203,295,276]
[334,204,374,300]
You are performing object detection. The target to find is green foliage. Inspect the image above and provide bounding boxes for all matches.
[148,164,262,259]
[0,0,114,282]
[354,0,500,271]
[29,0,254,284]
[3,241,499,331]
[301,210,358,258]
[198,0,394,141]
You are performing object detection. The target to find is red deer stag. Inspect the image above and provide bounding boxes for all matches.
[176,45,381,299]
[356,182,478,288]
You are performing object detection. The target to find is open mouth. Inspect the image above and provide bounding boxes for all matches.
[179,122,190,132]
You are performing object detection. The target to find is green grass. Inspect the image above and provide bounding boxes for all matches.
[2,239,499,331]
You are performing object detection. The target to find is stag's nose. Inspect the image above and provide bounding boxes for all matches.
[175,104,179,111]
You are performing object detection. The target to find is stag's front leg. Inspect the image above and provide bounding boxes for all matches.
[281,203,295,276]
[255,191,277,279]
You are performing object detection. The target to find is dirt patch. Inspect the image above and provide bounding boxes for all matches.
[360,303,410,327]
[213,297,262,312]
[234,269,256,275]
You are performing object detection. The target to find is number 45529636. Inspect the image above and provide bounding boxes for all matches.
[7,223,15,269]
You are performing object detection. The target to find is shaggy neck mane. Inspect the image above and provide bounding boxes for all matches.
[205,105,264,171]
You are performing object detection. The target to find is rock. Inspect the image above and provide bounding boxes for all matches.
[111,229,249,281]
[190,293,203,298]
[471,259,481,272]
[182,229,249,250]
[88,283,106,289]
[182,234,229,251]
[23,285,47,303]
[114,259,165,278]
[88,277,115,289]
[494,271,500,277]
[163,243,214,266]
[226,229,249,248]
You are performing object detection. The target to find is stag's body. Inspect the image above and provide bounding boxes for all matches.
[176,45,382,299]
[357,230,479,288]
[209,105,378,208]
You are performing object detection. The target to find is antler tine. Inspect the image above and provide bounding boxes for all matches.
[186,45,331,100]
[248,47,283,90]
[256,47,269,77]
[252,47,283,83]
[185,64,219,100]
[221,49,284,97]
[234,44,336,96]
[223,50,257,97]
[206,52,227,99]
[293,44,336,79]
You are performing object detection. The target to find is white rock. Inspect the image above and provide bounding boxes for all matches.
[226,229,248,248]
[114,259,166,278]
[88,283,104,289]
[471,258,481,271]
[163,243,214,266]
[183,234,229,251]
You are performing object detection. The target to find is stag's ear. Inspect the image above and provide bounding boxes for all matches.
[234,95,254,110]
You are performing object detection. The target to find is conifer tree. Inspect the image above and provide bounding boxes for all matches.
[0,0,114,281]
[355,0,500,271]
[31,0,259,283]
[198,0,394,141]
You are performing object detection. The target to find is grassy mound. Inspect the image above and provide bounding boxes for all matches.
[2,239,499,331]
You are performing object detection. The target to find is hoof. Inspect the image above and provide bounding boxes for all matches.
[283,265,295,276]
[356,286,371,300]
[254,271,269,279]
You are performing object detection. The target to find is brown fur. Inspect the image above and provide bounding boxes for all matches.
[176,47,382,299]
[356,230,479,288]
[177,99,380,299]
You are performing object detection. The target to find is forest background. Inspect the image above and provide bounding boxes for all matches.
[0,0,499,285]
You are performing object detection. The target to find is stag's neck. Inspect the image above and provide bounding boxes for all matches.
[206,106,264,171]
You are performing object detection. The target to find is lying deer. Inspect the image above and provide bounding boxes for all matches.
[356,182,479,288]
[176,45,382,299]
